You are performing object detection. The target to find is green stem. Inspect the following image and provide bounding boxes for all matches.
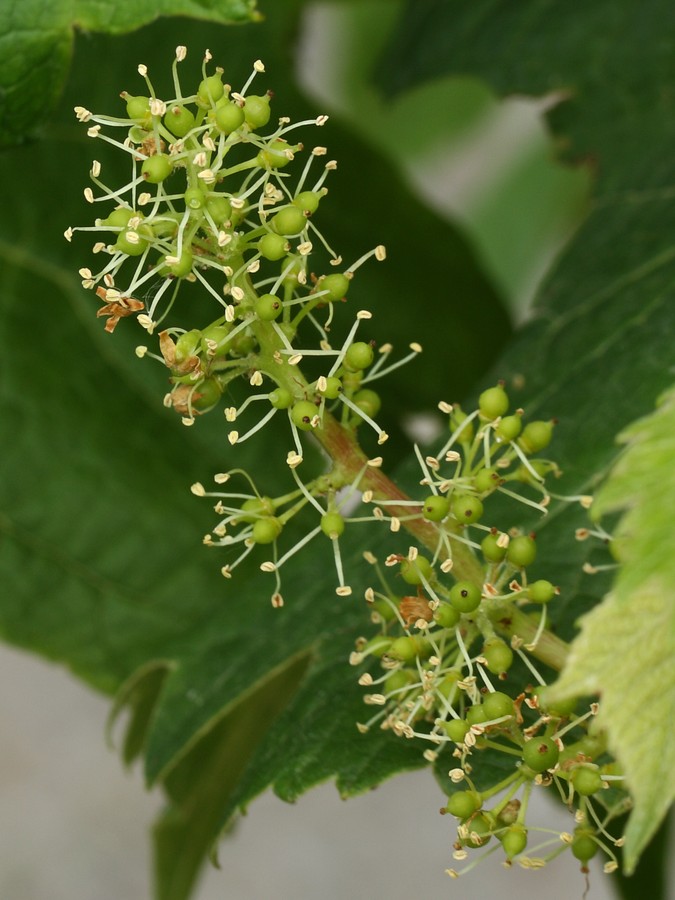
[490,607,569,671]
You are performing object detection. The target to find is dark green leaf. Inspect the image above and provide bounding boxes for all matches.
[152,653,309,900]
[613,811,672,900]
[109,661,171,766]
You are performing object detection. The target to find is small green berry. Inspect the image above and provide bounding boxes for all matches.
[257,139,295,168]
[522,737,559,773]
[206,195,233,227]
[174,329,201,364]
[162,248,193,278]
[215,101,245,133]
[268,388,293,410]
[344,341,374,372]
[571,828,598,863]
[320,512,345,539]
[506,534,537,568]
[251,516,283,544]
[399,555,433,585]
[255,293,283,321]
[482,691,515,720]
[293,190,323,213]
[243,93,271,129]
[473,467,502,494]
[422,494,450,522]
[229,332,256,357]
[362,635,392,658]
[532,688,577,718]
[184,187,206,211]
[124,94,151,122]
[200,324,232,357]
[258,233,288,261]
[191,377,221,411]
[370,598,397,623]
[528,579,556,603]
[440,718,469,742]
[353,389,381,420]
[319,377,343,400]
[151,212,181,238]
[481,532,507,563]
[450,493,484,525]
[466,704,488,726]
[141,153,173,184]
[495,414,523,443]
[280,255,303,288]
[433,602,461,628]
[291,400,318,430]
[113,230,149,256]
[271,206,306,236]
[501,824,528,859]
[482,638,513,674]
[445,790,482,819]
[462,812,493,847]
[519,420,555,454]
[197,74,224,107]
[316,273,350,301]
[570,766,603,796]
[239,496,275,522]
[102,207,135,229]
[164,104,195,137]
[479,384,509,420]
[387,635,423,662]
[449,581,481,613]
[384,669,416,695]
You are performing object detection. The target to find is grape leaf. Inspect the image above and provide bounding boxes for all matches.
[301,1,590,313]
[546,388,675,873]
[0,0,259,149]
[151,653,310,900]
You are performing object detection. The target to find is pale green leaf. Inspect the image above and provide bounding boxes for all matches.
[546,387,675,873]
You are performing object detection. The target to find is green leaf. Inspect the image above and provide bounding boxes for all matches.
[151,653,310,900]
[109,661,171,766]
[0,0,259,148]
[546,388,675,873]
[301,0,589,312]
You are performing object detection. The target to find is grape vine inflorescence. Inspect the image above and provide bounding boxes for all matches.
[70,47,630,881]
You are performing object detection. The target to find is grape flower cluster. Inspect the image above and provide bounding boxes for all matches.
[347,392,629,876]
[69,47,631,881]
